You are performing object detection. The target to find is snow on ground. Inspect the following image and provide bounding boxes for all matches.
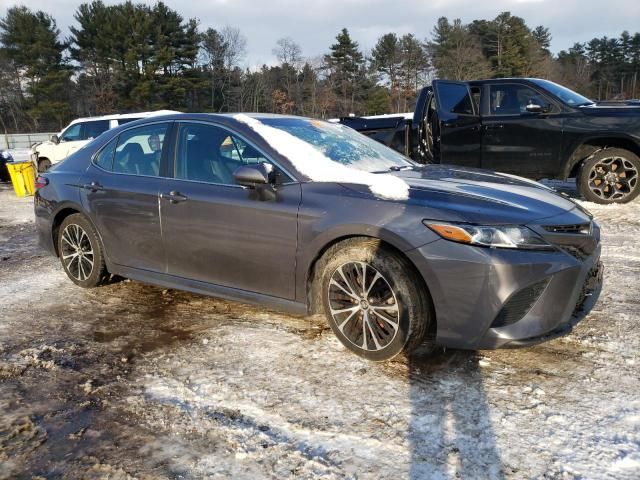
[0,181,639,479]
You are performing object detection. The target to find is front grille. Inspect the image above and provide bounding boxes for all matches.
[542,223,591,235]
[492,279,549,328]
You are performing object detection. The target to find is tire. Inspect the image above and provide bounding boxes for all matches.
[57,213,109,288]
[319,238,433,361]
[577,148,640,204]
[38,158,52,172]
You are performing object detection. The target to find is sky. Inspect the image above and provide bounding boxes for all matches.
[1,0,639,67]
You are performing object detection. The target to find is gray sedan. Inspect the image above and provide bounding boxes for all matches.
[34,113,603,361]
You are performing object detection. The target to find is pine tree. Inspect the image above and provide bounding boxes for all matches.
[0,5,72,129]
[325,28,365,114]
[372,33,401,111]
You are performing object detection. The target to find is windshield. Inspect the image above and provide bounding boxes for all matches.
[259,117,415,173]
[531,79,594,106]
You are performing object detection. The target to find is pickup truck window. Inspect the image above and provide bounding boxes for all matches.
[530,79,593,106]
[489,84,550,115]
[438,83,475,116]
[470,86,481,114]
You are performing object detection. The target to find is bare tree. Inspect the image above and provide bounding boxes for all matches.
[221,25,247,70]
[273,37,302,67]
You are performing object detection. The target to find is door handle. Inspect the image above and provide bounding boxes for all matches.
[484,124,504,131]
[161,191,188,204]
[82,181,104,192]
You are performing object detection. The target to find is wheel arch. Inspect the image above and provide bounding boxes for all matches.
[50,204,102,258]
[565,135,640,179]
[305,234,437,337]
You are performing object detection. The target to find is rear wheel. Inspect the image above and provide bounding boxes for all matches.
[577,148,640,204]
[319,239,432,361]
[58,213,108,288]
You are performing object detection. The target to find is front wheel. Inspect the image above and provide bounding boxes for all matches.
[319,239,433,361]
[577,148,640,204]
[58,213,109,288]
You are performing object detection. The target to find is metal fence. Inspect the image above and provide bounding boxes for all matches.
[2,133,55,150]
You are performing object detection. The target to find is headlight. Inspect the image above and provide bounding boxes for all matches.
[423,221,553,250]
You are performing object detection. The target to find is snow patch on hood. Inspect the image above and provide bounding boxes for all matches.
[234,114,410,201]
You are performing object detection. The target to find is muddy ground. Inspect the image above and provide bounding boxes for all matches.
[0,181,639,479]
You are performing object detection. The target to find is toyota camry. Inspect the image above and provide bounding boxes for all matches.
[34,113,603,361]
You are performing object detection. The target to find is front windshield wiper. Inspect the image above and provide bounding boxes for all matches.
[369,165,414,174]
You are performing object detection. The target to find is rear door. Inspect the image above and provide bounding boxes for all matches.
[160,121,300,299]
[480,82,564,177]
[432,80,482,168]
[81,122,172,273]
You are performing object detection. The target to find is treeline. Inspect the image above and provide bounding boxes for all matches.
[0,2,639,133]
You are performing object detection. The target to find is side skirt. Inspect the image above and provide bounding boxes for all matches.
[110,264,309,316]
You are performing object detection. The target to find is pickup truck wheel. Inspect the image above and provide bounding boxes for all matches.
[578,148,640,204]
[38,158,52,172]
[319,239,433,361]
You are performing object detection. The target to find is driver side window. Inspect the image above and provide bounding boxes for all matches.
[175,123,286,185]
[489,84,552,115]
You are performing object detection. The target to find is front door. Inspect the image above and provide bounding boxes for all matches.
[432,80,482,168]
[81,122,172,272]
[480,82,564,177]
[160,121,300,300]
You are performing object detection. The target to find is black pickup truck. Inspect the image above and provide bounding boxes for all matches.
[339,78,640,204]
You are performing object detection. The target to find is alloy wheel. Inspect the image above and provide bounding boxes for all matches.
[327,262,400,352]
[60,224,95,281]
[588,155,638,201]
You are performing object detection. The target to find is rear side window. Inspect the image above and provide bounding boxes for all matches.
[83,120,110,140]
[112,123,170,176]
[94,137,117,170]
[437,83,475,115]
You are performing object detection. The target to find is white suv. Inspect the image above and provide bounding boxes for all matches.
[32,110,176,171]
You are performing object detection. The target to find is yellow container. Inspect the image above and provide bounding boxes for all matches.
[7,161,36,197]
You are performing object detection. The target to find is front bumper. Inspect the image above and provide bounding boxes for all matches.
[500,260,603,347]
[406,237,603,350]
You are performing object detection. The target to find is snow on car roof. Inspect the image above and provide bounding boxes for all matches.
[234,114,410,201]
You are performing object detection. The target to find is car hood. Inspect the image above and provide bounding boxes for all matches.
[360,165,586,225]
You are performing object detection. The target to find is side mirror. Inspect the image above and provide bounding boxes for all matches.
[233,163,274,188]
[525,103,543,113]
[50,134,60,145]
